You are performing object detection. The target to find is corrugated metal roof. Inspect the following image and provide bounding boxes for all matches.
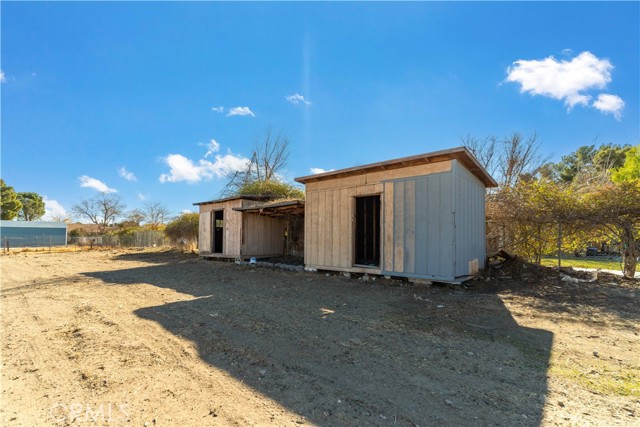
[0,220,67,229]
[232,200,305,217]
[295,146,498,187]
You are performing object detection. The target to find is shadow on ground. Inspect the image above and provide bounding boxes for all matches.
[84,253,554,427]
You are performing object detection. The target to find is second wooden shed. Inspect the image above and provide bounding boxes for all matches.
[294,146,497,282]
[194,196,304,259]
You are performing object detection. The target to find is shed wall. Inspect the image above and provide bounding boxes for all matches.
[304,161,452,272]
[454,162,487,276]
[242,214,286,257]
[382,172,455,279]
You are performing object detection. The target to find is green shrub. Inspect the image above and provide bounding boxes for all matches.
[164,213,199,250]
[237,180,304,199]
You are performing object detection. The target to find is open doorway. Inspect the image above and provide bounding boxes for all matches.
[213,210,224,253]
[355,195,380,266]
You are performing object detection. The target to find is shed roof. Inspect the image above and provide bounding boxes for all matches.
[295,146,498,187]
[233,200,305,218]
[193,195,271,206]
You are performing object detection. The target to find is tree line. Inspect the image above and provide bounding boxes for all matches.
[465,134,639,278]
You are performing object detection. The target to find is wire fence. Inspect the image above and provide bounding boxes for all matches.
[70,231,168,249]
[2,235,66,251]
[2,231,168,252]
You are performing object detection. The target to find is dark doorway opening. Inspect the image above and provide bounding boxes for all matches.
[355,195,380,266]
[213,210,224,253]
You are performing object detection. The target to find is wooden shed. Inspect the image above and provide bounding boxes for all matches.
[294,147,497,282]
[194,196,304,259]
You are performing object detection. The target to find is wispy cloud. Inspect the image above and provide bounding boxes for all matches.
[286,93,312,106]
[226,106,255,117]
[42,196,68,221]
[0,70,5,83]
[203,139,221,158]
[310,167,335,174]
[137,192,147,201]
[118,166,137,181]
[505,51,623,115]
[79,175,117,193]
[592,94,625,120]
[211,106,224,113]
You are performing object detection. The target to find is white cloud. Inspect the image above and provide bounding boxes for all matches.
[506,51,615,109]
[159,152,250,184]
[310,167,335,174]
[42,197,68,221]
[79,175,117,193]
[181,209,195,214]
[226,106,255,117]
[118,166,137,181]
[203,139,221,158]
[211,106,224,113]
[286,93,312,106]
[592,94,625,120]
[0,70,5,83]
[137,192,147,201]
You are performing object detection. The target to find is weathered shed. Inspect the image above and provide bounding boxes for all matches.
[194,196,304,259]
[295,146,497,282]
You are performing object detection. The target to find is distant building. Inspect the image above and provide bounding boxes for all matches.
[0,220,68,248]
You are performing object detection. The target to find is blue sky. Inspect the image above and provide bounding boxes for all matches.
[2,2,638,221]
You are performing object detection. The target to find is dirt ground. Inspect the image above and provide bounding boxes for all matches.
[1,248,638,427]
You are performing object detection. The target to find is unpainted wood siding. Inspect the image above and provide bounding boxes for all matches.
[197,199,249,256]
[198,211,212,253]
[304,161,452,271]
[454,161,486,276]
[382,172,455,279]
[242,214,286,257]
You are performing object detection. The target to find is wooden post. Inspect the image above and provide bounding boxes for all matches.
[557,222,562,269]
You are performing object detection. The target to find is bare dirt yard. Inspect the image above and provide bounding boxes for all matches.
[1,248,638,426]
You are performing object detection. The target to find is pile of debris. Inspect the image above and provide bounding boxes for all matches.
[482,250,554,282]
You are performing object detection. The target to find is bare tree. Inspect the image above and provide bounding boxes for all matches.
[498,132,550,188]
[72,194,126,231]
[123,209,145,227]
[142,201,171,230]
[221,127,291,196]
[463,132,549,189]
[462,135,499,178]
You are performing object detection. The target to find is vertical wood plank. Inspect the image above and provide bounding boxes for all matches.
[340,188,349,267]
[427,176,440,275]
[332,190,341,267]
[383,182,394,271]
[404,179,416,273]
[317,191,326,266]
[310,191,319,266]
[325,190,333,266]
[347,187,355,267]
[393,181,405,273]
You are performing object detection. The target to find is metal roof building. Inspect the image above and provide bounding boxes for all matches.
[0,220,68,248]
